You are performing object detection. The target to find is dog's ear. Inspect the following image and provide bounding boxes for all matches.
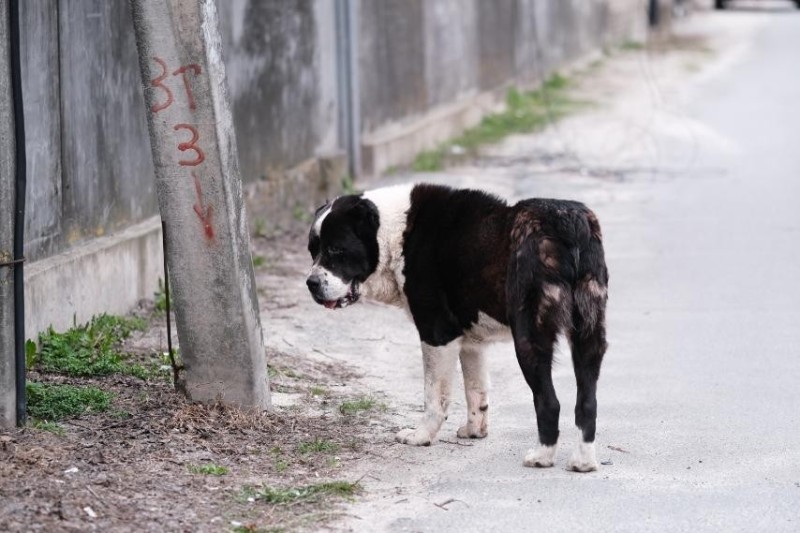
[348,198,379,239]
[313,199,330,219]
[348,198,380,272]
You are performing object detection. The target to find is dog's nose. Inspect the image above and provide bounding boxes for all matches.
[306,275,322,292]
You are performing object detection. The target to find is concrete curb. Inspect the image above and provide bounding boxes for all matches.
[25,216,163,339]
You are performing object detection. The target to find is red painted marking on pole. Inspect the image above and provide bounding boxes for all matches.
[192,172,214,240]
[173,124,205,166]
[172,64,202,111]
[150,57,174,113]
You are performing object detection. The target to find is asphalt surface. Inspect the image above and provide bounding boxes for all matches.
[286,9,800,532]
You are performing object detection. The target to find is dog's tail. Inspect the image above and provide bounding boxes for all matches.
[572,210,608,336]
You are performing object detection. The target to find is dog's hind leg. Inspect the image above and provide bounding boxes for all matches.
[457,341,489,439]
[566,278,608,472]
[396,339,460,446]
[510,299,562,468]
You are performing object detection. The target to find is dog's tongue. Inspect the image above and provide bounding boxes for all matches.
[324,301,338,310]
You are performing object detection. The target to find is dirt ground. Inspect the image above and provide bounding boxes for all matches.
[0,231,398,533]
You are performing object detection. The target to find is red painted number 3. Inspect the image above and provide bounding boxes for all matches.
[150,57,173,113]
[173,124,205,166]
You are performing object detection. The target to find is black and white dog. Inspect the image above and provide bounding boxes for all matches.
[306,183,608,472]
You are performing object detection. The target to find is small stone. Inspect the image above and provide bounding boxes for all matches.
[601,460,613,466]
[83,507,97,518]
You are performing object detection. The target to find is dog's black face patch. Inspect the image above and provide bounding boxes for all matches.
[306,195,380,309]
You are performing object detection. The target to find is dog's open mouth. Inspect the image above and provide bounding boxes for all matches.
[319,282,360,310]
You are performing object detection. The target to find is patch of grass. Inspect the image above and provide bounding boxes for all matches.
[341,174,357,194]
[269,447,289,472]
[309,385,329,397]
[33,314,148,378]
[274,459,289,473]
[153,278,168,313]
[268,365,305,380]
[620,40,645,51]
[232,525,279,533]
[26,382,111,421]
[412,148,446,172]
[339,396,384,416]
[297,438,340,455]
[252,255,266,268]
[411,73,584,171]
[29,419,65,436]
[242,481,360,505]
[383,165,402,176]
[254,218,268,238]
[109,409,132,420]
[188,464,229,476]
[292,205,311,224]
[25,339,37,369]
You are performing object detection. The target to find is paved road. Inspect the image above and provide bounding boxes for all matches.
[307,9,800,532]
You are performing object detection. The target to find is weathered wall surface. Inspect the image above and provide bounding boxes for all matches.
[359,0,646,142]
[21,0,337,263]
[217,0,339,182]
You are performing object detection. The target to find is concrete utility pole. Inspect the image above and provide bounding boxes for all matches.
[0,0,17,428]
[129,0,270,409]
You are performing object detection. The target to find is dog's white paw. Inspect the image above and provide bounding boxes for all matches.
[523,444,557,468]
[566,441,598,473]
[457,423,487,439]
[395,427,433,446]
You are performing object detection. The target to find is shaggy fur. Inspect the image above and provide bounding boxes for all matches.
[306,183,608,471]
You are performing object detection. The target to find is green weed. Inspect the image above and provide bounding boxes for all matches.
[33,314,147,378]
[309,385,329,397]
[254,218,269,238]
[232,525,279,533]
[25,339,37,369]
[269,446,289,472]
[242,481,360,505]
[188,464,229,476]
[412,148,446,172]
[154,279,168,313]
[292,205,311,224]
[341,174,357,194]
[29,419,65,436]
[297,438,340,455]
[26,382,111,421]
[620,40,645,51]
[252,255,266,268]
[339,396,384,416]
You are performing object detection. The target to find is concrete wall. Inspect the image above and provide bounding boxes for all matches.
[217,0,339,182]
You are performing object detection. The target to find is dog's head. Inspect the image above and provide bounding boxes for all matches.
[306,195,380,310]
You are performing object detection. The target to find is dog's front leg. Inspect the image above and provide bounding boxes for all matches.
[396,339,460,446]
[457,341,489,439]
